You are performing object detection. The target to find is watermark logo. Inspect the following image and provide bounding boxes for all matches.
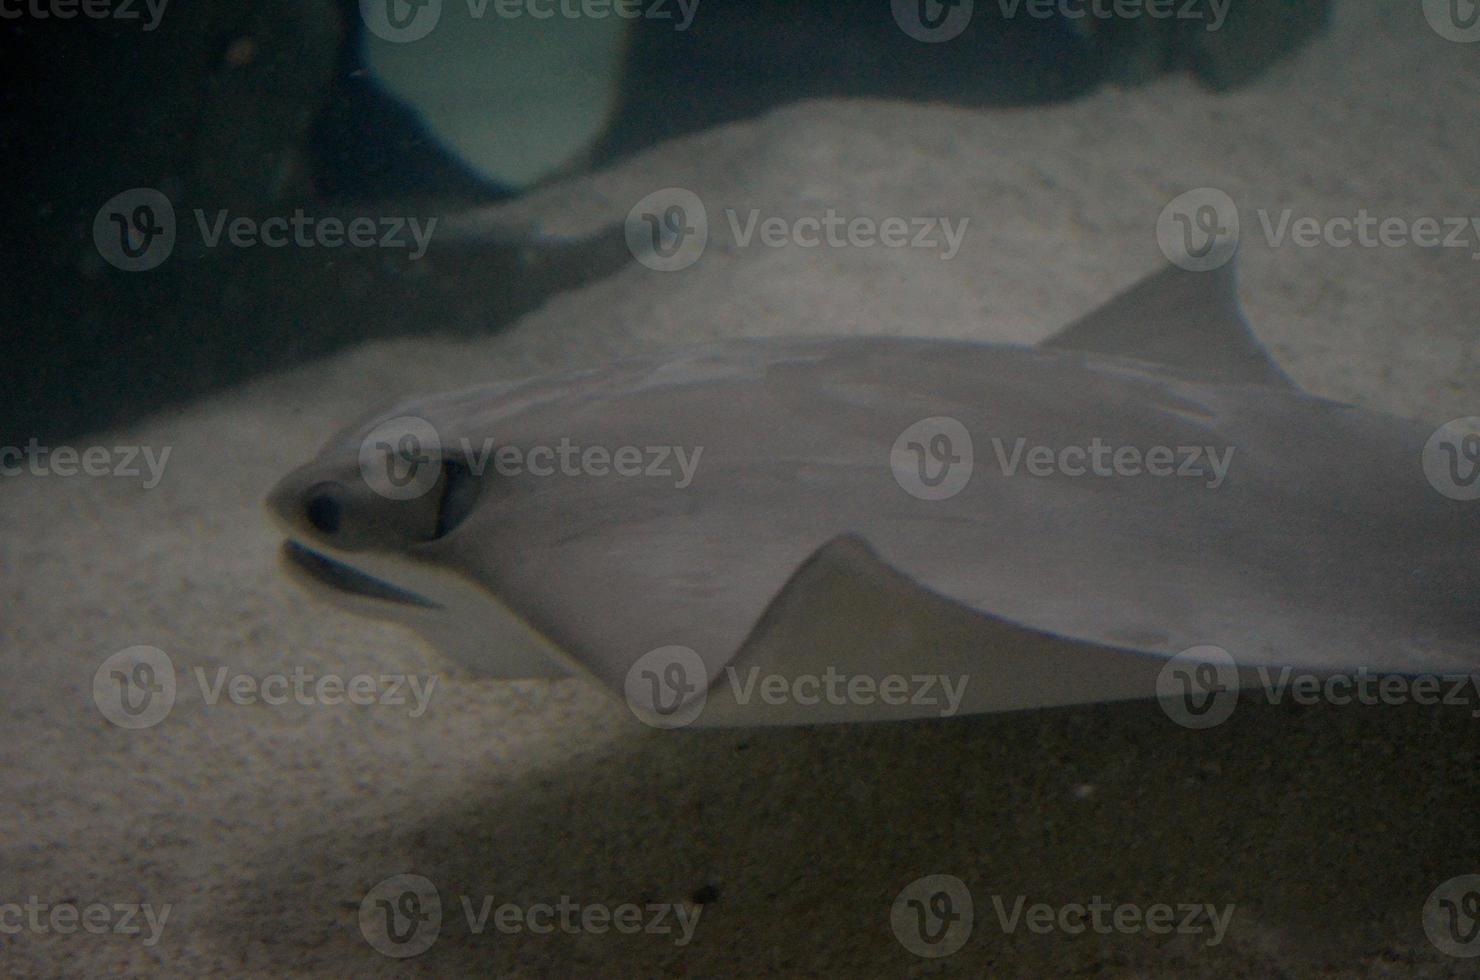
[94,188,175,272]
[892,417,974,501]
[1159,647,1480,728]
[991,894,1234,946]
[627,188,708,272]
[93,189,437,270]
[360,874,442,958]
[625,645,709,728]
[1424,0,1480,42]
[1425,875,1480,957]
[93,646,177,729]
[1157,187,1240,272]
[93,651,439,727]
[892,0,974,42]
[625,189,968,269]
[360,416,444,501]
[893,421,1232,497]
[1423,417,1480,501]
[360,0,442,41]
[359,874,701,954]
[1156,645,1238,729]
[627,657,971,726]
[891,874,973,957]
[1154,194,1480,260]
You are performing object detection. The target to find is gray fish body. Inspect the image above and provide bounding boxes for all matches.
[268,262,1477,724]
[411,338,1473,687]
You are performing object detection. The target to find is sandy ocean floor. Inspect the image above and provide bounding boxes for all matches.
[5,1,1480,976]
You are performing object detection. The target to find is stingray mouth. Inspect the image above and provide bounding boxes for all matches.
[280,540,441,609]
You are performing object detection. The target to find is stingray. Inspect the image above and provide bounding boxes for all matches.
[266,260,1478,726]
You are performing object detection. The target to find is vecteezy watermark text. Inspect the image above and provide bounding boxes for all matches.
[194,666,437,718]
[1157,188,1480,271]
[359,416,702,500]
[622,646,972,727]
[1157,645,1480,729]
[724,208,968,260]
[1258,208,1480,258]
[995,0,1230,31]
[0,439,170,488]
[0,0,169,30]
[991,436,1233,489]
[892,0,1229,43]
[92,647,438,729]
[359,0,699,45]
[890,417,1236,501]
[0,897,171,947]
[726,666,969,717]
[990,894,1235,946]
[358,874,700,958]
[465,0,698,27]
[1259,667,1480,716]
[457,436,701,487]
[460,895,700,945]
[888,874,1234,959]
[624,188,968,271]
[93,188,438,271]
[193,209,437,259]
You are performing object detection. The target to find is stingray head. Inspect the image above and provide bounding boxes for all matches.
[265,411,573,681]
[265,425,483,613]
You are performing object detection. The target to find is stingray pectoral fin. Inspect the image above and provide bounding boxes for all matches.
[1043,259,1296,389]
[694,536,1223,727]
[407,591,574,680]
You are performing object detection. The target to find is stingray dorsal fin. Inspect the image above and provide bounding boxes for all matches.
[1044,260,1295,388]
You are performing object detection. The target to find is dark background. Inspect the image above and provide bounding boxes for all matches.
[1,0,1329,445]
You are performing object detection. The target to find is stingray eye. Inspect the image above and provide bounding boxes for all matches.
[304,482,344,535]
[432,458,480,539]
